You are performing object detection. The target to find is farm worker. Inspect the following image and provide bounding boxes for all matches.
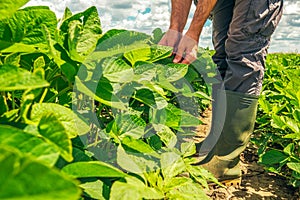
[159,0,283,186]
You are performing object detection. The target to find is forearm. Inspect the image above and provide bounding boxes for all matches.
[186,0,217,41]
[169,0,193,32]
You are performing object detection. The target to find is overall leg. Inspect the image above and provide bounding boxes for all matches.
[196,0,234,157]
[198,0,283,184]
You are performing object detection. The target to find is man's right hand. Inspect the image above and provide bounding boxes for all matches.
[158,29,182,54]
[158,29,199,64]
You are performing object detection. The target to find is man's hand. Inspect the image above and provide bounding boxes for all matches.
[173,34,198,64]
[158,29,182,53]
[158,30,198,64]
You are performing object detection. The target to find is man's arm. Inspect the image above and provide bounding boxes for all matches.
[185,0,217,42]
[160,0,217,64]
[169,0,193,32]
[174,0,217,64]
[158,0,192,52]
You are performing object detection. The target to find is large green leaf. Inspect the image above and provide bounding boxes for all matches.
[133,88,156,108]
[157,63,189,82]
[110,114,146,139]
[124,45,172,66]
[95,29,150,52]
[38,114,73,162]
[0,6,57,51]
[60,6,102,62]
[121,136,160,158]
[161,151,186,179]
[62,161,126,178]
[0,0,29,20]
[0,125,59,166]
[259,149,289,165]
[0,64,49,91]
[110,176,164,200]
[117,146,159,175]
[151,104,201,130]
[101,57,134,83]
[0,147,81,200]
[165,177,209,200]
[31,103,90,138]
[75,76,127,110]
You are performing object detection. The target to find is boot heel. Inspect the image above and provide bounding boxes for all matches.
[208,177,241,188]
[220,177,241,188]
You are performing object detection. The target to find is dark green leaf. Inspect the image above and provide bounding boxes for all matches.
[259,150,289,166]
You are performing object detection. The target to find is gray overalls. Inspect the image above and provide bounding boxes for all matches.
[196,0,283,95]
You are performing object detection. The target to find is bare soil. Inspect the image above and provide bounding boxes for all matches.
[195,108,300,200]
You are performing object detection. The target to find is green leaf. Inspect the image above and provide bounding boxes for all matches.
[102,57,134,83]
[151,28,164,44]
[110,176,164,200]
[121,136,158,156]
[259,149,289,166]
[271,114,286,129]
[186,165,221,188]
[80,180,105,200]
[165,177,209,200]
[0,64,49,91]
[134,88,156,108]
[0,147,81,200]
[181,142,196,158]
[111,114,146,139]
[31,103,90,138]
[0,125,59,166]
[157,63,189,82]
[95,29,150,52]
[117,146,159,174]
[287,162,300,174]
[258,98,272,114]
[62,161,126,178]
[124,44,172,66]
[38,114,73,162]
[153,124,177,148]
[61,6,102,62]
[0,0,29,20]
[75,76,127,110]
[285,116,299,133]
[161,151,186,179]
[283,143,295,156]
[0,6,57,51]
[151,104,201,130]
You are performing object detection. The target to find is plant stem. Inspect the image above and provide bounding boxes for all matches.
[39,88,48,103]
[47,86,71,103]
[12,91,15,110]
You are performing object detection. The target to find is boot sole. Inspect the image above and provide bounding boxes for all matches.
[208,177,241,188]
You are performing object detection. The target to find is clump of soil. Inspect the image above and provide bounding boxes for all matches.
[195,108,299,200]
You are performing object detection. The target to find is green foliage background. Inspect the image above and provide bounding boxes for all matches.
[0,0,299,199]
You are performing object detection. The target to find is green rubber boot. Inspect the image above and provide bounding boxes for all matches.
[197,90,258,186]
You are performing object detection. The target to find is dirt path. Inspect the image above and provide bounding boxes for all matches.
[195,108,299,200]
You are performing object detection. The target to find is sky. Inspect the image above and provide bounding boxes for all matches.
[25,0,300,53]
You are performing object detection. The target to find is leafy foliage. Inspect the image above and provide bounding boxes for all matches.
[0,2,216,199]
[253,54,300,187]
